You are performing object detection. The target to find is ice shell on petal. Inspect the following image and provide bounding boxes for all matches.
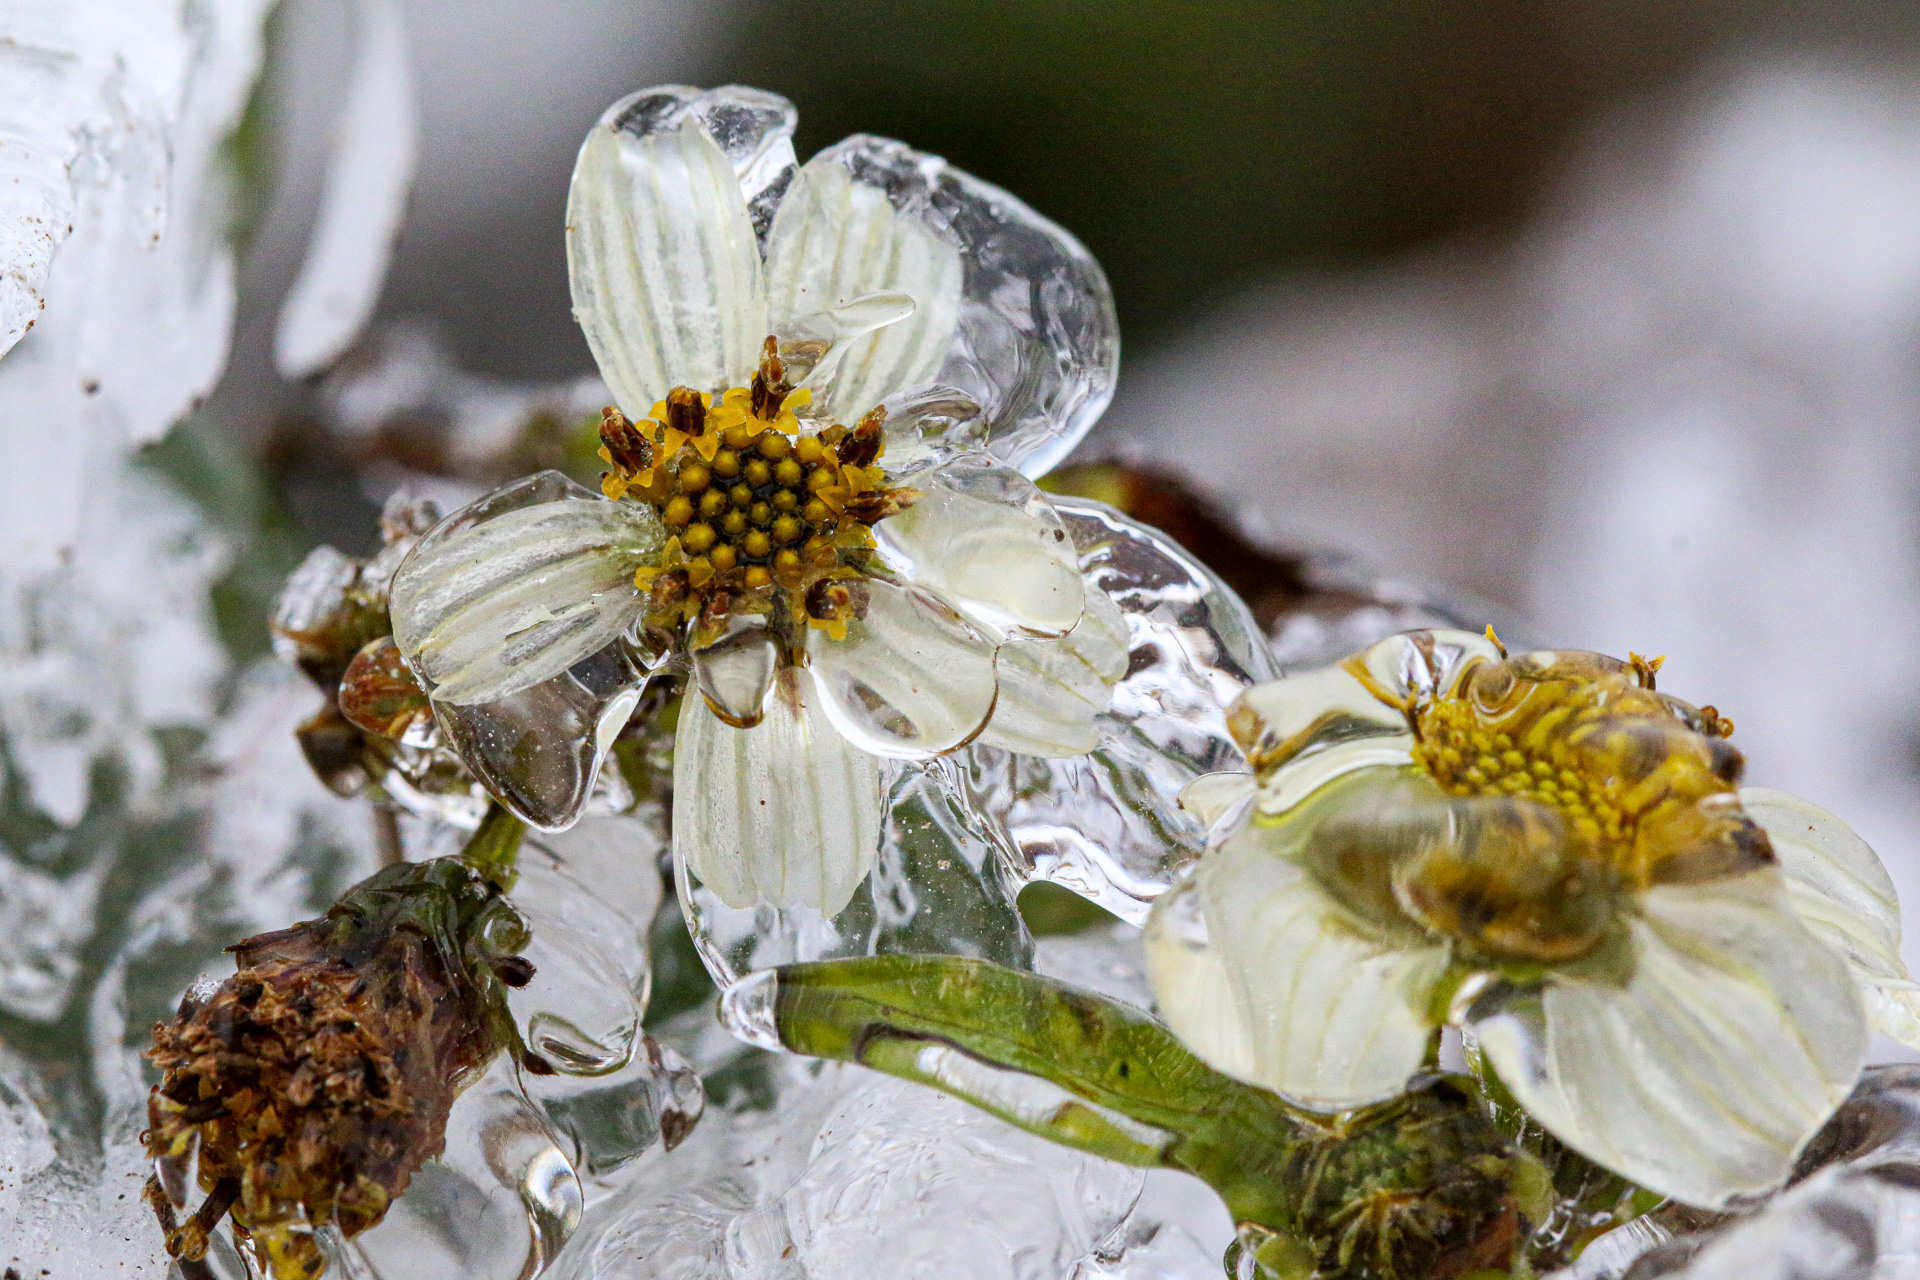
[674,667,884,916]
[682,758,1032,991]
[1177,771,1257,834]
[1470,873,1867,1210]
[1140,875,1260,1082]
[1229,667,1417,820]
[766,143,962,420]
[777,135,1118,479]
[771,291,917,391]
[804,576,998,758]
[1744,786,1920,1049]
[567,91,768,418]
[693,622,779,728]
[873,385,989,477]
[977,582,1126,758]
[875,457,1084,638]
[432,640,646,831]
[1345,627,1505,709]
[956,498,1276,925]
[390,472,662,706]
[1158,819,1450,1110]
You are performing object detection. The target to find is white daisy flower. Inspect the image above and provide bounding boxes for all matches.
[387,86,1122,915]
[1145,627,1920,1210]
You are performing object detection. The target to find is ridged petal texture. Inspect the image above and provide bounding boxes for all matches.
[1746,786,1920,1047]
[765,149,961,420]
[766,133,1117,478]
[567,88,771,418]
[389,472,663,705]
[978,583,1127,758]
[674,667,884,915]
[1146,817,1450,1110]
[804,576,999,758]
[1471,873,1868,1209]
[875,458,1085,638]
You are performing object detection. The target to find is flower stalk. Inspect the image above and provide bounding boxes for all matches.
[753,954,1546,1280]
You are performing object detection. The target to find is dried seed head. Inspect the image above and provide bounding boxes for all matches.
[145,859,531,1280]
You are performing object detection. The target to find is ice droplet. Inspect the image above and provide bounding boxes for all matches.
[719,970,783,1052]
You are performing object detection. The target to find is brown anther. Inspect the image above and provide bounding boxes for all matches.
[806,577,870,623]
[750,336,789,418]
[1628,651,1666,689]
[665,386,708,439]
[700,588,735,629]
[837,407,887,468]
[1698,705,1736,738]
[598,407,652,475]
[843,486,920,524]
[650,568,692,611]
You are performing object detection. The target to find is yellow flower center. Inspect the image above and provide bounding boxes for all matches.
[1403,648,1756,892]
[598,339,915,646]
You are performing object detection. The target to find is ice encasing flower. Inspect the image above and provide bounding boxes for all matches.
[1144,628,1920,1209]
[387,86,1122,913]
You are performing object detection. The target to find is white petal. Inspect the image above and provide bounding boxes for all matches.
[1141,875,1260,1081]
[770,135,1117,478]
[804,576,998,758]
[875,458,1084,638]
[976,581,1125,757]
[1152,820,1450,1110]
[764,146,961,420]
[1471,874,1867,1210]
[673,667,883,914]
[389,473,663,705]
[693,622,779,728]
[567,92,768,418]
[771,291,917,394]
[1745,786,1920,1049]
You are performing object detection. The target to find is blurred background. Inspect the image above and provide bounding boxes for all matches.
[217,0,1920,926]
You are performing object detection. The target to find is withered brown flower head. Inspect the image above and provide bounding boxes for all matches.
[145,858,535,1280]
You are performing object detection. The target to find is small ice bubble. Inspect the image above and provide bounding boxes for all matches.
[719,970,784,1052]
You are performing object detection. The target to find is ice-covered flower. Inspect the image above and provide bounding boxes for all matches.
[1145,628,1920,1210]
[387,86,1122,912]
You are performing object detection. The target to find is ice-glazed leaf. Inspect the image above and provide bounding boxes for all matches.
[389,472,664,705]
[766,133,1117,478]
[874,457,1085,638]
[1470,873,1867,1210]
[1745,786,1920,1048]
[804,575,998,758]
[567,90,768,418]
[674,667,884,915]
[978,582,1126,758]
[273,0,417,379]
[1149,819,1450,1110]
[765,144,961,419]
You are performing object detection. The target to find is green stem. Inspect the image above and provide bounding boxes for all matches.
[460,803,525,890]
[764,955,1535,1280]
